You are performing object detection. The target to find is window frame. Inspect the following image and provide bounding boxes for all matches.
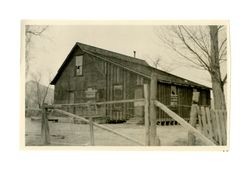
[75,55,83,76]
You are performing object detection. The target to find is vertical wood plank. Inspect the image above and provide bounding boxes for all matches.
[105,61,108,121]
[149,73,159,145]
[123,69,126,121]
[110,64,113,120]
[106,63,110,120]
[188,104,198,145]
[201,107,208,137]
[41,106,50,145]
[144,84,150,146]
[197,107,203,132]
[89,116,95,146]
[158,84,161,123]
[178,87,181,117]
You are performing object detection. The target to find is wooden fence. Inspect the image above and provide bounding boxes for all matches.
[41,100,146,146]
[27,73,227,146]
[197,107,227,145]
[39,84,150,146]
[153,101,227,146]
[154,101,216,146]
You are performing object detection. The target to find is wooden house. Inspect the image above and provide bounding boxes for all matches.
[50,42,210,123]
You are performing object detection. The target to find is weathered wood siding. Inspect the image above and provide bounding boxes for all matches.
[54,46,148,122]
[157,82,210,122]
[53,46,210,123]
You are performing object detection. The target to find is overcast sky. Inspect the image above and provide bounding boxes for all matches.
[27,25,215,87]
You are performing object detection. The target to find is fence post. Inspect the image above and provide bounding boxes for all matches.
[149,73,160,146]
[87,103,94,146]
[188,91,199,145]
[144,84,150,146]
[89,116,95,146]
[41,105,50,145]
[188,104,198,145]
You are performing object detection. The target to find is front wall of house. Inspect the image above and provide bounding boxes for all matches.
[54,47,148,121]
[54,47,106,104]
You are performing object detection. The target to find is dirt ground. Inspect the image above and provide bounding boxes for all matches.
[25,117,204,146]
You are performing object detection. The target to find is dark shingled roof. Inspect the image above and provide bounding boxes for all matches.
[51,42,210,89]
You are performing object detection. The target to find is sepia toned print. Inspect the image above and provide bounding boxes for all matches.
[21,21,229,150]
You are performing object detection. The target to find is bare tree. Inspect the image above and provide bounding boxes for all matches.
[146,54,177,72]
[157,25,227,110]
[31,71,52,108]
[152,57,161,69]
[25,25,48,79]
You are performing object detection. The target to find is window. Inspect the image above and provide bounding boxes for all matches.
[75,55,83,76]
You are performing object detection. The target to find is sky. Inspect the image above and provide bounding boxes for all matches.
[26,24,221,88]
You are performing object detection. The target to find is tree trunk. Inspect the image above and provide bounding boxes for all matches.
[209,26,226,110]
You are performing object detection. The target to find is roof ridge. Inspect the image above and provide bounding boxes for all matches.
[76,42,149,66]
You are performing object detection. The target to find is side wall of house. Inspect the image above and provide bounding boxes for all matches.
[157,82,211,122]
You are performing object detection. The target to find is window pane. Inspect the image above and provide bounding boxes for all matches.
[76,56,83,66]
[76,66,82,75]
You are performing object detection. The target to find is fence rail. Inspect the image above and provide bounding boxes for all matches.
[154,100,215,146]
[52,98,145,108]
[39,97,147,146]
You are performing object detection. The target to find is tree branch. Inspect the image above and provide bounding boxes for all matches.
[198,26,210,55]
[181,26,211,59]
[221,74,227,86]
[176,26,211,72]
[26,26,48,36]
[217,25,224,31]
[219,38,227,53]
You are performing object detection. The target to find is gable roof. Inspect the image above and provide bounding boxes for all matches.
[50,42,210,89]
[77,42,149,66]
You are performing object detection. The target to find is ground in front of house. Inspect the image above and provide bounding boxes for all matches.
[25,117,205,146]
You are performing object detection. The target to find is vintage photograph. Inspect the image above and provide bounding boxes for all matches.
[22,21,229,148]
